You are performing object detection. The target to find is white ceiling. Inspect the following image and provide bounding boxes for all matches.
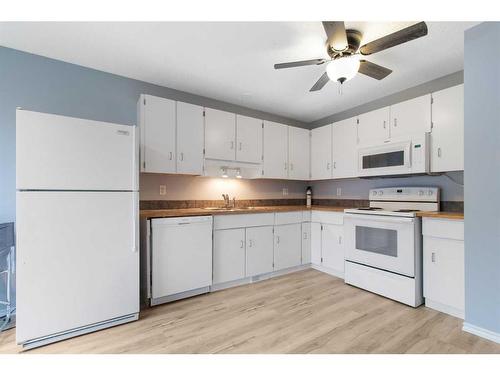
[0,22,478,123]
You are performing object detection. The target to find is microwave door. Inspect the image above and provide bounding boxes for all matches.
[358,141,411,176]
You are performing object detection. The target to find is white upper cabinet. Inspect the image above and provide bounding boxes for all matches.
[332,117,358,179]
[390,94,432,138]
[176,102,204,175]
[310,124,332,180]
[140,95,176,173]
[204,108,236,161]
[430,84,464,172]
[357,107,390,146]
[236,115,263,164]
[288,127,311,180]
[262,121,288,179]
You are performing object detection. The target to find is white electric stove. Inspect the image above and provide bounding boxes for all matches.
[343,187,440,307]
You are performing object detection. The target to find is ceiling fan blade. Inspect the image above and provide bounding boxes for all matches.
[322,21,348,52]
[358,60,393,80]
[310,72,330,92]
[274,58,327,69]
[359,22,428,55]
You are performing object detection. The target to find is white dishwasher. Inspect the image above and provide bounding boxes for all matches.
[150,216,213,306]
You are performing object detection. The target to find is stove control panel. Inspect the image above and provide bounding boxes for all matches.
[369,187,440,202]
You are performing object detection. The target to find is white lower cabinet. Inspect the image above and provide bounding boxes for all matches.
[321,224,344,275]
[246,226,274,277]
[422,218,464,319]
[310,211,345,278]
[301,222,311,264]
[213,228,246,284]
[274,223,302,270]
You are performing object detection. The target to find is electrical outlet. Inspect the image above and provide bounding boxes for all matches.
[282,188,289,196]
[159,185,167,196]
[336,187,342,196]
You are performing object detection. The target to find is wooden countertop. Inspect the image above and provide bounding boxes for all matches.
[416,211,464,220]
[140,205,346,219]
[140,205,464,220]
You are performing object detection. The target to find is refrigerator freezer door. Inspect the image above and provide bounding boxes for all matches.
[16,110,138,191]
[16,191,139,344]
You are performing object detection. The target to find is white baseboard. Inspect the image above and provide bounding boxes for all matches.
[463,322,500,344]
[425,299,464,319]
[311,264,344,279]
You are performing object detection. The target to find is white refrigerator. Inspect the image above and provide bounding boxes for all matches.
[15,109,139,349]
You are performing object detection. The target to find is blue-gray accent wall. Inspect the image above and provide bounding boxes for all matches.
[0,46,306,224]
[464,23,500,336]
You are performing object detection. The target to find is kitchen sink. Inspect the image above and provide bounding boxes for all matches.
[203,207,258,211]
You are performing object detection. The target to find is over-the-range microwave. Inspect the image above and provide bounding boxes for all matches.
[357,133,429,177]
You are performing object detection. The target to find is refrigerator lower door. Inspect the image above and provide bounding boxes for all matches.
[16,191,139,346]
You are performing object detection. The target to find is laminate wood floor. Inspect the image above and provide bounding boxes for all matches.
[1,269,499,354]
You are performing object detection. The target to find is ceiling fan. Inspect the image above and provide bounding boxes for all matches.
[274,22,428,92]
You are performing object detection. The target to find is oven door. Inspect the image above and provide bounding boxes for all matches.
[344,214,416,277]
[358,141,411,176]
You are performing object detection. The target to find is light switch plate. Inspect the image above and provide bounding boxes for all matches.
[336,188,342,196]
[282,188,289,196]
[159,185,167,196]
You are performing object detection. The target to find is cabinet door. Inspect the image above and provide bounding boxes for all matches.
[423,236,464,313]
[390,94,432,138]
[262,121,288,179]
[310,124,332,180]
[321,224,344,274]
[357,107,390,146]
[274,223,302,270]
[204,108,236,161]
[236,115,262,163]
[288,127,310,180]
[177,102,204,175]
[430,85,464,172]
[246,226,274,277]
[301,222,311,264]
[213,229,246,284]
[141,95,176,173]
[311,222,322,266]
[332,117,358,178]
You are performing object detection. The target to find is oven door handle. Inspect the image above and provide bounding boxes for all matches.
[344,214,415,224]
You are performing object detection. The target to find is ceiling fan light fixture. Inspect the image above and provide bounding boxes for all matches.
[326,55,360,83]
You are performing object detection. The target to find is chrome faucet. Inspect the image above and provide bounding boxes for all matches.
[222,194,236,208]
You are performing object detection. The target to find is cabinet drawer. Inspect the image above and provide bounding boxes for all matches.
[275,211,303,225]
[422,218,464,241]
[311,210,344,225]
[214,213,275,230]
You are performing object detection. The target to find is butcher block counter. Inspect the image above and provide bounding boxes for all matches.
[140,205,347,219]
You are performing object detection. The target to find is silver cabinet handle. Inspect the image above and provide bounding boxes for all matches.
[249,239,253,247]
[180,152,184,161]
[338,236,342,245]
[290,163,294,171]
[230,141,234,150]
[303,232,308,240]
[327,162,330,170]
[284,162,288,170]
[383,120,386,129]
[437,148,442,157]
[240,240,244,249]
[239,142,242,151]
[431,252,436,263]
[169,151,173,160]
[276,236,280,245]
[333,161,336,169]
[394,118,398,127]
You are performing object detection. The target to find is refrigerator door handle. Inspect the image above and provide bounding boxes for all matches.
[132,192,139,252]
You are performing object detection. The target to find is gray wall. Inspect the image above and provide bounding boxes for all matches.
[464,23,500,336]
[0,46,307,224]
[309,71,464,128]
[310,172,463,202]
